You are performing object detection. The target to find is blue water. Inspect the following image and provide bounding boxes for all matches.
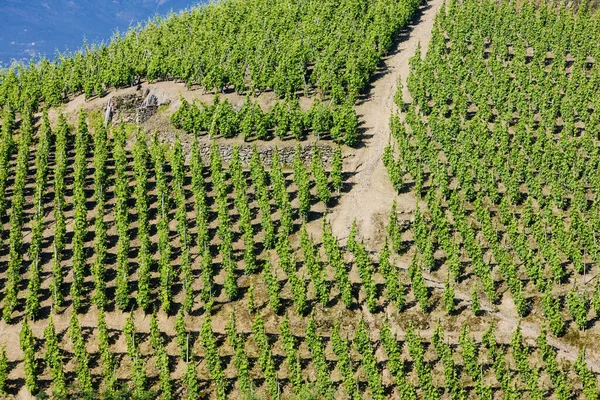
[0,0,199,66]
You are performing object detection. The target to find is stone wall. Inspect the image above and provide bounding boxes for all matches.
[194,142,335,166]
[107,93,143,124]
[157,132,335,167]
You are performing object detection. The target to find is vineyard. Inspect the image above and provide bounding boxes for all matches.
[0,0,421,110]
[388,0,600,339]
[2,0,600,398]
[170,96,360,146]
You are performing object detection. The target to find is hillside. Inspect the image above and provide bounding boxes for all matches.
[2,0,600,399]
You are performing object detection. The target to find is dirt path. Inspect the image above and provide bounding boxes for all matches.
[329,0,445,248]
[423,269,600,373]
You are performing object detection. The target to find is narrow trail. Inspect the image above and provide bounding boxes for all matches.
[329,0,445,248]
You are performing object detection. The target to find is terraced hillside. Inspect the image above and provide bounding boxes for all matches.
[2,0,600,399]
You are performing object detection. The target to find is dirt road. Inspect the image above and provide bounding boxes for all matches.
[329,0,445,248]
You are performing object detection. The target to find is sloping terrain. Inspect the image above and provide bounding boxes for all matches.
[2,0,600,398]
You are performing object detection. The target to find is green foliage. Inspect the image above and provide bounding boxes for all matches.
[593,283,600,317]
[354,319,385,400]
[191,140,209,252]
[92,121,108,309]
[44,316,67,398]
[25,110,51,319]
[408,253,429,312]
[387,201,404,254]
[575,350,598,400]
[331,322,359,399]
[380,321,416,399]
[69,313,93,398]
[172,136,194,310]
[306,315,334,399]
[226,313,251,398]
[293,146,311,219]
[133,131,152,311]
[20,319,37,394]
[50,114,68,309]
[252,314,278,399]
[200,246,214,305]
[97,309,116,392]
[432,325,464,399]
[482,323,515,397]
[393,75,405,110]
[3,107,34,321]
[280,315,304,395]
[464,335,492,400]
[567,287,589,331]
[6,2,600,398]
[0,106,15,225]
[123,315,148,398]
[262,255,281,314]
[471,286,481,316]
[353,241,378,312]
[149,314,173,400]
[300,223,329,306]
[322,218,353,308]
[184,360,200,400]
[278,235,308,315]
[405,324,439,400]
[331,145,343,195]
[0,344,7,396]
[383,140,404,193]
[249,147,275,249]
[459,326,480,382]
[312,147,331,205]
[201,317,226,399]
[70,109,90,311]
[390,0,600,340]
[173,97,361,144]
[113,124,130,311]
[379,241,405,310]
[270,150,293,239]
[443,276,455,314]
[542,288,565,336]
[537,327,572,397]
[152,135,173,313]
